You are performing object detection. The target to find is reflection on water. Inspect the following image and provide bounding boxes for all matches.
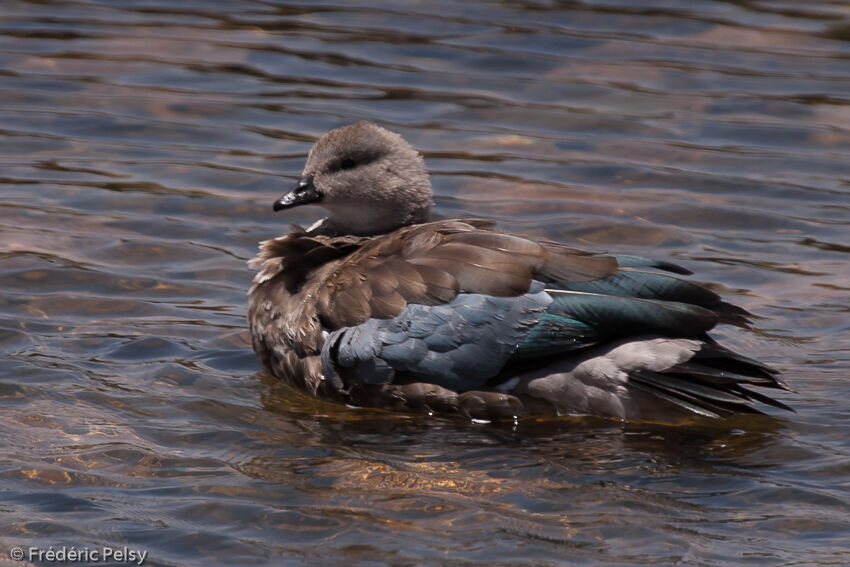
[1,1,849,565]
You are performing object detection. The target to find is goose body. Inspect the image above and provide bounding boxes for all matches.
[248,122,790,421]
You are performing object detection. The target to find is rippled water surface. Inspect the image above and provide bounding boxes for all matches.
[2,1,849,565]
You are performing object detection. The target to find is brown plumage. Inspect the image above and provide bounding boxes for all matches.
[248,122,790,421]
[250,217,616,340]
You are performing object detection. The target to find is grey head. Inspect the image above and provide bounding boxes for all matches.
[273,122,434,236]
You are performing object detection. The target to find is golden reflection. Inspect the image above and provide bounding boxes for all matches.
[331,461,507,496]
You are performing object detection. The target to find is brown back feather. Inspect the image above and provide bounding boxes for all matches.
[250,220,620,329]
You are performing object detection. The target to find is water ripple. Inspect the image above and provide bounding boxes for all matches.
[1,1,849,565]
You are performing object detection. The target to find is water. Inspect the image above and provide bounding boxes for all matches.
[1,1,849,565]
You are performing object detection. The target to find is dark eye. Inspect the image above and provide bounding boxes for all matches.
[340,158,356,170]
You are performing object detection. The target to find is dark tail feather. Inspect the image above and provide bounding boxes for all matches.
[711,300,755,328]
[608,254,692,275]
[692,342,790,389]
[732,386,796,413]
[629,342,791,417]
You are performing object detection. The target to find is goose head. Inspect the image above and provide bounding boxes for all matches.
[274,121,434,236]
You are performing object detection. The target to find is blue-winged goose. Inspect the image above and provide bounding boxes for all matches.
[248,121,791,421]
